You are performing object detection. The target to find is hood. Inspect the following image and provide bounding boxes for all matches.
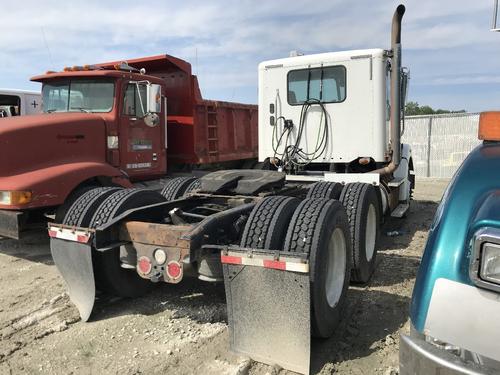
[0,113,107,177]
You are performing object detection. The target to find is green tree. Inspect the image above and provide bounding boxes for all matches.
[404,101,466,116]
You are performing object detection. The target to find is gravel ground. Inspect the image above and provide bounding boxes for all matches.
[0,178,450,375]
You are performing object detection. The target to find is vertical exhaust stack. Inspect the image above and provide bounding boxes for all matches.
[374,4,406,175]
[390,4,406,168]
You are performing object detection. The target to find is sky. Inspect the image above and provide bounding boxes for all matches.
[0,0,499,112]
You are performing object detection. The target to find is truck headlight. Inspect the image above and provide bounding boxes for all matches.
[470,227,500,292]
[480,242,500,285]
[0,191,32,205]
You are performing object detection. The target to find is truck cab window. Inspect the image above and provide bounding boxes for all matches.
[42,80,114,113]
[287,65,346,105]
[123,83,147,117]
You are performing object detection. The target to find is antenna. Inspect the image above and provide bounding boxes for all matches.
[41,27,54,67]
[195,47,198,76]
[492,0,500,31]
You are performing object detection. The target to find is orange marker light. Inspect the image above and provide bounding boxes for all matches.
[479,112,500,141]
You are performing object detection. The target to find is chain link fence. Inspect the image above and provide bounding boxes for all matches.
[402,112,480,178]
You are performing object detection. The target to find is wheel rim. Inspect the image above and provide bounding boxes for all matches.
[365,204,377,262]
[325,228,347,308]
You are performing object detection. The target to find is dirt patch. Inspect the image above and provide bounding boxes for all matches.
[0,178,448,375]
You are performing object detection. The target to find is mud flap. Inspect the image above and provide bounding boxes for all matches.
[50,238,95,322]
[222,250,311,375]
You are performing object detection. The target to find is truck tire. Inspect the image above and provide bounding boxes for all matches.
[284,198,351,338]
[240,196,300,250]
[183,178,201,196]
[55,185,96,223]
[339,183,380,283]
[89,189,167,297]
[60,187,122,226]
[306,181,343,200]
[161,177,198,201]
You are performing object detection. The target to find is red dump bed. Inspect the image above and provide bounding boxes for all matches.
[100,55,258,165]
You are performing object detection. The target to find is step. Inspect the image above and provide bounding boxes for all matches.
[391,203,409,218]
[388,177,404,187]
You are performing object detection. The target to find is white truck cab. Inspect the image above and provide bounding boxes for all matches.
[259,48,391,165]
[0,89,42,117]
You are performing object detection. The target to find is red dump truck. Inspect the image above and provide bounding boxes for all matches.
[0,54,257,239]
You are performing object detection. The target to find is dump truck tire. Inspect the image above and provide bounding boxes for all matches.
[339,183,380,283]
[60,187,122,226]
[284,198,351,338]
[161,177,198,201]
[55,185,96,223]
[240,196,300,250]
[306,181,343,200]
[89,189,167,297]
[183,178,201,196]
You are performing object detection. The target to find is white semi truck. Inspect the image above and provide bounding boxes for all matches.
[48,5,412,374]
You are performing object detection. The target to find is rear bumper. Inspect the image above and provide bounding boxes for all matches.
[399,333,490,375]
[0,209,26,239]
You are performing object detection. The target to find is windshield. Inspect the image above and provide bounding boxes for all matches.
[42,79,115,113]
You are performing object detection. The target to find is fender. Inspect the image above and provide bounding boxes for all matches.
[410,142,500,332]
[0,161,132,210]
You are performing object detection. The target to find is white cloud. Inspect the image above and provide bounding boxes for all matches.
[0,0,498,111]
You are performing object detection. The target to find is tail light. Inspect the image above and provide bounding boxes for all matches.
[137,256,152,275]
[167,261,182,280]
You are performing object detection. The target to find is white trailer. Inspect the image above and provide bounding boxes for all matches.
[0,89,42,117]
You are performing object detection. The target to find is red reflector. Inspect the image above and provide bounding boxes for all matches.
[167,261,182,279]
[48,230,57,238]
[76,234,89,243]
[263,259,286,270]
[137,256,152,275]
[220,255,242,265]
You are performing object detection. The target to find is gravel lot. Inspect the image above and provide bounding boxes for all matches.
[0,178,449,375]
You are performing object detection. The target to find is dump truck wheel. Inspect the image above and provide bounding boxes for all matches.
[183,178,201,196]
[306,181,343,200]
[89,189,167,297]
[161,177,198,201]
[55,185,96,223]
[340,183,380,283]
[60,187,122,226]
[240,196,300,250]
[284,198,351,338]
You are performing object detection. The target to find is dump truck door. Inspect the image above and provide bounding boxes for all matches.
[120,82,166,178]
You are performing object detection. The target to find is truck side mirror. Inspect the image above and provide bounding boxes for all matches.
[147,84,161,114]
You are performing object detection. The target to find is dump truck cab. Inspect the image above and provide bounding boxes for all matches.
[33,67,169,181]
